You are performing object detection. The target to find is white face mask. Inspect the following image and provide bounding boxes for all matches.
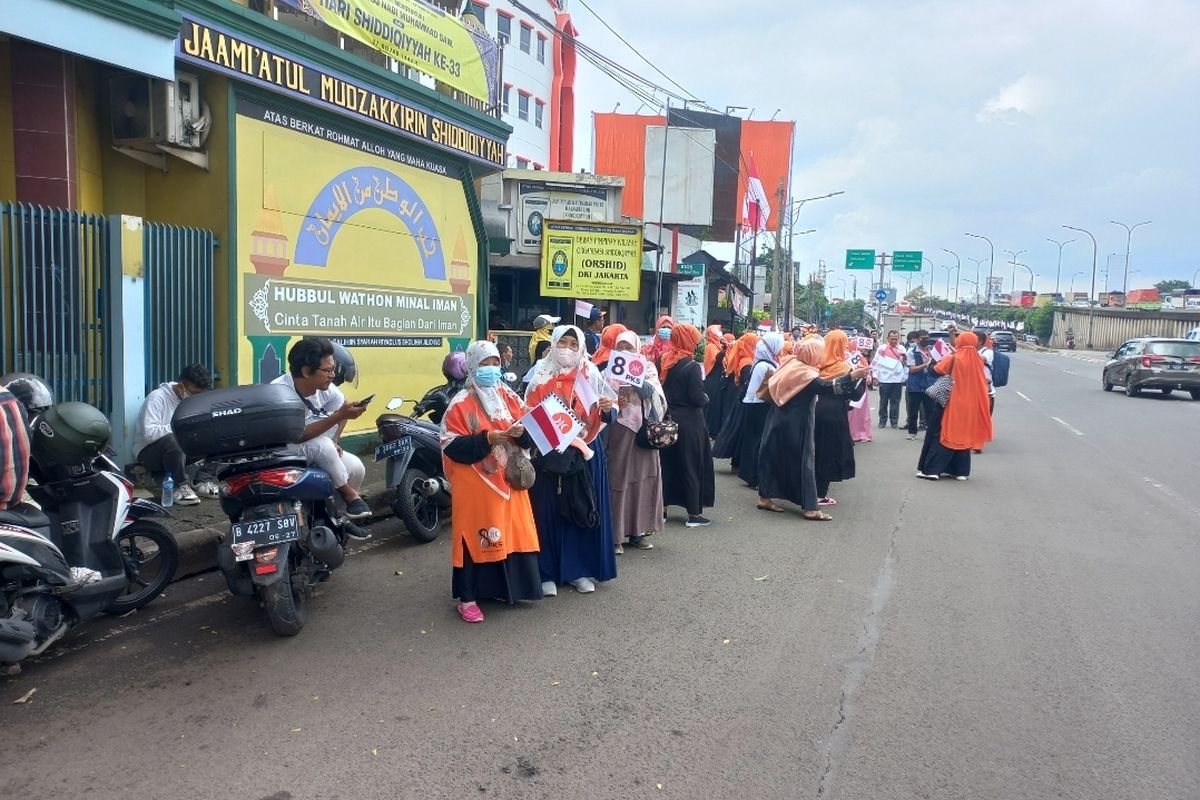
[553,347,579,367]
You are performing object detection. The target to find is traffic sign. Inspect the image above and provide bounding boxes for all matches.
[893,250,923,272]
[875,289,888,301]
[846,249,875,270]
[677,262,704,277]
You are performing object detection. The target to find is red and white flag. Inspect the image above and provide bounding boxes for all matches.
[742,154,771,234]
[520,395,583,455]
[930,339,954,362]
[573,372,599,411]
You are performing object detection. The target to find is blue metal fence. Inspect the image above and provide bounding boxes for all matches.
[0,202,111,411]
[143,223,217,392]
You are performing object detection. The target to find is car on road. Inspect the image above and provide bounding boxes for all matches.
[1102,337,1200,399]
[992,331,1018,351]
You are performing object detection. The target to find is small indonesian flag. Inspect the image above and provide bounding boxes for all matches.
[574,299,594,319]
[930,339,953,362]
[573,372,599,411]
[520,395,583,455]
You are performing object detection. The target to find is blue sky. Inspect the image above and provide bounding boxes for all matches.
[569,0,1200,297]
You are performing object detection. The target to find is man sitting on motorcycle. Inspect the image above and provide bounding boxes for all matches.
[271,338,372,535]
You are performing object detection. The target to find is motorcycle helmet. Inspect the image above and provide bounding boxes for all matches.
[30,401,111,469]
[442,351,468,383]
[330,342,357,387]
[1,372,54,416]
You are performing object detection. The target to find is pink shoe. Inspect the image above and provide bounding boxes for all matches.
[457,602,484,623]
[818,496,837,506]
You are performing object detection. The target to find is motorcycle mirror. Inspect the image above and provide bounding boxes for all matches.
[386,397,405,410]
[504,372,517,383]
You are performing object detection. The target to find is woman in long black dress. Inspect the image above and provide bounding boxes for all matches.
[737,332,785,489]
[812,331,867,505]
[757,338,869,518]
[712,332,759,464]
[659,324,716,527]
[703,326,729,437]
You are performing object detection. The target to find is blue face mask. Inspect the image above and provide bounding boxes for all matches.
[474,366,502,387]
[657,327,672,340]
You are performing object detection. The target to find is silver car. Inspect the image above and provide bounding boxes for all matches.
[1102,338,1200,399]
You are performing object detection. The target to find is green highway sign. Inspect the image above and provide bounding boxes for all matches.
[893,250,923,272]
[846,249,875,270]
[677,262,704,277]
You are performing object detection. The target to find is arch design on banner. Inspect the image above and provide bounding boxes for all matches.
[294,166,447,280]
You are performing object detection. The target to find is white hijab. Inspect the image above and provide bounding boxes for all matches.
[441,341,522,442]
[524,324,616,404]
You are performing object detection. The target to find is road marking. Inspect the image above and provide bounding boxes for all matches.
[1016,391,1031,402]
[1051,416,1084,436]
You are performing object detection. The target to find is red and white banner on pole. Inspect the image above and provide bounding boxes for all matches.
[520,395,583,455]
[742,154,772,234]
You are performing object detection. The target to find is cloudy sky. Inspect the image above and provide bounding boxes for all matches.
[566,0,1200,298]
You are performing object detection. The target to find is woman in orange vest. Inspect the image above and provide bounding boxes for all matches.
[440,341,543,623]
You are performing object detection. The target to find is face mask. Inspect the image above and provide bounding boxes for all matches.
[657,327,672,340]
[554,347,579,367]
[474,366,502,387]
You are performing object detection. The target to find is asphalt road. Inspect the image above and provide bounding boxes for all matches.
[2,349,1198,800]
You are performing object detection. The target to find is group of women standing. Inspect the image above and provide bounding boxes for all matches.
[438,319,717,624]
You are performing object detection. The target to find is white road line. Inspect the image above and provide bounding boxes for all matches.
[1015,391,1031,402]
[1051,416,1085,436]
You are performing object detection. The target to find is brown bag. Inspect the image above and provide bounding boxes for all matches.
[502,443,536,489]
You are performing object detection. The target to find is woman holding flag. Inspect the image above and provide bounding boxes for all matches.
[525,325,618,595]
[440,341,543,623]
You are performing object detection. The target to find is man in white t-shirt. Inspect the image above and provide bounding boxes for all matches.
[272,338,370,528]
[870,330,908,428]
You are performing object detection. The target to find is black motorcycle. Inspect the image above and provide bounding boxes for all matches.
[0,404,177,667]
[374,389,451,544]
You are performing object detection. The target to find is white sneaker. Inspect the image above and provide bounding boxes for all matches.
[954,476,968,481]
[174,486,201,506]
[570,577,596,594]
[195,480,220,498]
[541,581,558,597]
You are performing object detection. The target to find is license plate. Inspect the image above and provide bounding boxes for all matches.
[1166,364,1187,371]
[375,435,413,462]
[230,514,299,549]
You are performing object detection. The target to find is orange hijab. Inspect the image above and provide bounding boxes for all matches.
[819,330,852,379]
[660,323,702,381]
[768,338,824,406]
[729,333,760,383]
[591,323,627,367]
[703,325,724,375]
[935,332,993,451]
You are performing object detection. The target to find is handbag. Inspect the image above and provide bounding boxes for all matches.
[635,398,678,449]
[927,373,954,407]
[501,443,536,490]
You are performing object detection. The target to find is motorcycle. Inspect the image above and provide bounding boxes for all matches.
[0,407,178,668]
[374,393,450,544]
[212,451,349,636]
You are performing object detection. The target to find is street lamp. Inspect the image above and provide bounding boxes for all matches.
[938,265,952,300]
[961,278,979,304]
[923,257,935,296]
[942,247,961,304]
[1004,248,1027,295]
[1016,262,1034,292]
[784,192,842,325]
[1046,238,1074,295]
[965,233,994,304]
[1111,219,1151,295]
[1063,225,1098,349]
[1104,253,1122,292]
[1070,271,1086,293]
[1193,267,1200,287]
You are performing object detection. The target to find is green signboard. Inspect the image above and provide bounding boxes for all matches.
[846,249,875,270]
[677,262,705,277]
[893,250,923,272]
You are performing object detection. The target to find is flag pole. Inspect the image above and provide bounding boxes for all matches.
[653,100,671,322]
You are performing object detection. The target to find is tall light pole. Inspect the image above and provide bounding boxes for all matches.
[1110,219,1151,294]
[1046,237,1074,295]
[1063,225,1098,349]
[1070,271,1086,294]
[923,257,935,296]
[942,247,961,304]
[1193,267,1200,288]
[1017,262,1034,292]
[785,192,843,325]
[1104,253,1122,292]
[961,278,979,303]
[938,265,952,300]
[965,233,994,304]
[967,256,987,301]
[1004,248,1027,295]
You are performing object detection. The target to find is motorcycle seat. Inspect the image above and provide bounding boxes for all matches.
[0,503,51,531]
[376,413,407,424]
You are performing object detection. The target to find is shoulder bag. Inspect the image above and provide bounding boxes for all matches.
[926,362,955,407]
[635,397,678,449]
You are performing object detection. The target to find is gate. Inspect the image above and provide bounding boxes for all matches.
[143,223,217,392]
[0,202,111,411]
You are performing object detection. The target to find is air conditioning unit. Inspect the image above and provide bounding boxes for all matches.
[109,72,211,169]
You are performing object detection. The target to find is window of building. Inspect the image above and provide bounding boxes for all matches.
[518,92,529,121]
[534,99,544,128]
[519,23,532,53]
[537,33,547,63]
[502,84,511,114]
[497,13,511,45]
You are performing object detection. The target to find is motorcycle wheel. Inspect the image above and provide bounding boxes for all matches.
[260,558,309,637]
[105,520,179,615]
[392,467,441,543]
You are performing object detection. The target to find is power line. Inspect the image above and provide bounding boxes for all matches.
[574,0,700,102]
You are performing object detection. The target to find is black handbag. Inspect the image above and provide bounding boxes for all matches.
[635,399,679,449]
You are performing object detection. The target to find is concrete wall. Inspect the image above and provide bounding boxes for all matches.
[1050,308,1200,350]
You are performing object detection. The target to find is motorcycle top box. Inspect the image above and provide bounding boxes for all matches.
[172,384,305,458]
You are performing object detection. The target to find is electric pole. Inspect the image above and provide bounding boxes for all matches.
[770,178,786,326]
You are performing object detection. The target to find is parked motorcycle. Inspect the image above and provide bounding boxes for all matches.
[0,402,177,667]
[173,383,348,637]
[375,393,450,544]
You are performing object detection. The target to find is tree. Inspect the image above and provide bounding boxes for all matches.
[906,286,928,304]
[1155,279,1192,294]
[828,299,867,329]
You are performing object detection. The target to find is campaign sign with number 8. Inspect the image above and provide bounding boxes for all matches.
[607,353,646,387]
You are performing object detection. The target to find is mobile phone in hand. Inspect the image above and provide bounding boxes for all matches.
[357,393,376,407]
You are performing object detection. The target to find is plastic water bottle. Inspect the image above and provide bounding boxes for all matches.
[162,472,175,508]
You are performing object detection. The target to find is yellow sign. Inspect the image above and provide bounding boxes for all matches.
[275,0,500,108]
[235,99,479,436]
[540,220,643,302]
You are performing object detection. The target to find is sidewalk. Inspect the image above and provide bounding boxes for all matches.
[147,456,394,580]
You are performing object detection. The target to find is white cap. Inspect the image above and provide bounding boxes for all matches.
[532,314,561,328]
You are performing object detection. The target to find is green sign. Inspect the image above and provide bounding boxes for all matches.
[893,250,923,272]
[846,249,875,270]
[677,262,705,277]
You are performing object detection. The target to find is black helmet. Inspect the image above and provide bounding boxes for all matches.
[330,342,357,387]
[1,373,54,416]
[30,401,111,468]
